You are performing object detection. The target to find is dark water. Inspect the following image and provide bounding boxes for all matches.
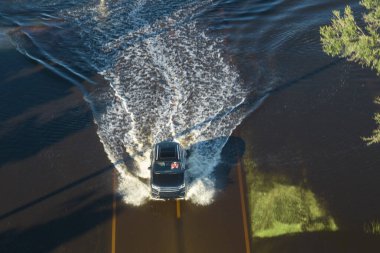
[1,0,380,251]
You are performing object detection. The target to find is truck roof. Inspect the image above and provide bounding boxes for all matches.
[153,141,183,172]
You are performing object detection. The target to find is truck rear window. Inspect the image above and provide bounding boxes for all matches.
[159,147,177,160]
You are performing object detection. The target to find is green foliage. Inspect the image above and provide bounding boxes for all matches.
[362,97,380,144]
[320,1,380,73]
[321,0,380,145]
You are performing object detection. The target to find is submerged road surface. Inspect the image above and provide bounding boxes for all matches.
[112,158,251,253]
[0,46,250,253]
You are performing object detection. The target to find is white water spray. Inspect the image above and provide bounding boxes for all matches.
[64,0,253,205]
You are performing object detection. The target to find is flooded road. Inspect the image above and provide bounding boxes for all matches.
[1,0,380,252]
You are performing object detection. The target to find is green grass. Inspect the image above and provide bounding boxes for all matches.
[243,152,338,238]
[364,220,380,234]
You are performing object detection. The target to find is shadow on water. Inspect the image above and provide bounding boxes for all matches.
[0,144,117,252]
[0,106,92,167]
[0,163,114,221]
[214,136,245,190]
[267,59,343,96]
[0,49,74,123]
[0,45,96,168]
[0,192,116,253]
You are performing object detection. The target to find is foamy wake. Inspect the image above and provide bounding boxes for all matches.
[64,0,252,206]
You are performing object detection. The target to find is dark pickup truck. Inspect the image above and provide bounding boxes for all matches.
[149,141,187,199]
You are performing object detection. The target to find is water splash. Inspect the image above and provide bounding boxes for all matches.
[63,0,253,205]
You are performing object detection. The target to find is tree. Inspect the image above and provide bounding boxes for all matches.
[320,0,380,145]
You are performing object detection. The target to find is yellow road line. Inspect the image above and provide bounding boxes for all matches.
[237,161,251,253]
[176,199,181,219]
[112,171,116,253]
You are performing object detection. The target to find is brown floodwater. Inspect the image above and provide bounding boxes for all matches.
[1,0,380,252]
